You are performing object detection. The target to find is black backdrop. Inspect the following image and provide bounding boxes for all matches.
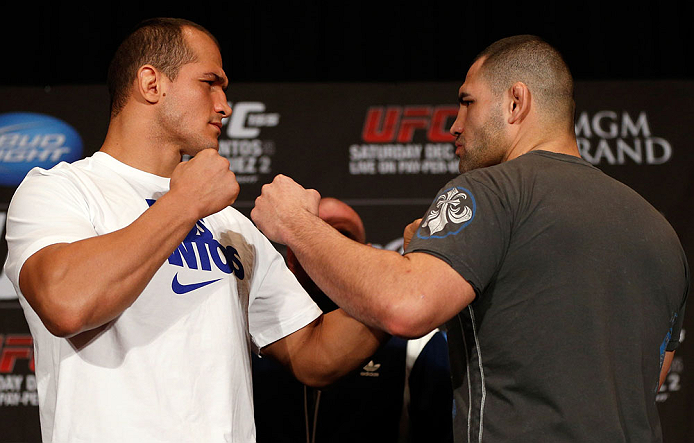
[1,3,693,443]
[1,2,693,86]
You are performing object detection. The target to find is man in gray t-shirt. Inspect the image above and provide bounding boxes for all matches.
[407,150,688,442]
[250,35,689,442]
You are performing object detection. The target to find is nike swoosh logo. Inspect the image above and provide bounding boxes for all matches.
[172,273,221,294]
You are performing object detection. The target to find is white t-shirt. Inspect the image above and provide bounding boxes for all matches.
[5,152,322,443]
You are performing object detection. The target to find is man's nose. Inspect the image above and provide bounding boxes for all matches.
[216,95,232,118]
[450,112,464,136]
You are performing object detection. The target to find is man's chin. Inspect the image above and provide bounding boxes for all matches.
[180,146,219,159]
[209,137,221,151]
[457,157,472,174]
[458,157,484,174]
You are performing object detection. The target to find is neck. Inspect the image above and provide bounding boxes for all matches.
[504,124,580,162]
[100,113,182,177]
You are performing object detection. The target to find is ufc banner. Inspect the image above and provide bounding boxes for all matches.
[1,81,692,442]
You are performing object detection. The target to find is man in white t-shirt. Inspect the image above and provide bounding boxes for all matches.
[4,18,386,443]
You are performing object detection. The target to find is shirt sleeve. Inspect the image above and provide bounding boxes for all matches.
[5,169,98,291]
[405,173,512,297]
[241,221,322,350]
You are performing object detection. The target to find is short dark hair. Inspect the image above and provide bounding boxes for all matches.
[474,35,575,129]
[107,17,219,117]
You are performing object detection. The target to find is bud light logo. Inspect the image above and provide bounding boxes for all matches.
[0,112,83,186]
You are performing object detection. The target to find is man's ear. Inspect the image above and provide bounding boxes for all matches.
[508,82,531,125]
[136,65,164,104]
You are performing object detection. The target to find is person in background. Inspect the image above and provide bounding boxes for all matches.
[253,197,453,443]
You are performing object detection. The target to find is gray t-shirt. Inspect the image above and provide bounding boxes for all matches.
[406,151,689,443]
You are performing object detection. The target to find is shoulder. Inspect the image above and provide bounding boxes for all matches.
[14,155,101,194]
[458,151,586,184]
[14,154,107,196]
[446,151,605,204]
[10,158,94,203]
[30,154,99,178]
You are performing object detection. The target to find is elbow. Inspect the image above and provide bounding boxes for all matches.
[33,284,92,338]
[19,246,113,338]
[301,373,339,389]
[23,267,94,338]
[378,299,437,340]
[382,317,434,340]
[43,313,86,338]
[295,366,343,389]
[39,297,90,338]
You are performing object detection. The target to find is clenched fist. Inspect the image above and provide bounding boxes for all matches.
[170,148,240,220]
[251,174,321,245]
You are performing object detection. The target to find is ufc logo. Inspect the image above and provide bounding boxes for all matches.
[362,106,457,143]
[0,335,34,373]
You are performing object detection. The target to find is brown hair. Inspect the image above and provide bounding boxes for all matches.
[107,17,219,117]
[474,35,575,129]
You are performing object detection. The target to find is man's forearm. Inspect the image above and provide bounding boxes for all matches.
[278,211,462,338]
[20,192,199,337]
[251,174,475,338]
[264,308,389,388]
[283,212,404,329]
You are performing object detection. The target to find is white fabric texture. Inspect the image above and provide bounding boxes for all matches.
[5,152,322,443]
